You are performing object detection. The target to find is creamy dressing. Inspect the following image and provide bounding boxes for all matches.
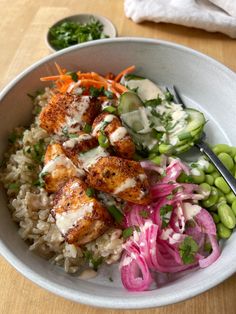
[41,155,84,177]
[59,96,90,134]
[113,178,137,194]
[183,202,201,220]
[55,202,94,234]
[92,114,116,136]
[78,146,108,170]
[63,134,92,149]
[110,127,127,144]
[126,79,164,101]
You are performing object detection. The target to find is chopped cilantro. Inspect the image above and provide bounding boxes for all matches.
[83,250,104,271]
[144,97,162,107]
[164,91,174,103]
[31,139,45,163]
[66,71,78,82]
[177,172,194,183]
[104,90,114,99]
[8,183,20,191]
[179,236,198,265]
[160,204,173,228]
[86,187,95,197]
[83,123,92,133]
[89,86,105,97]
[49,18,109,50]
[139,210,149,218]
[122,227,134,239]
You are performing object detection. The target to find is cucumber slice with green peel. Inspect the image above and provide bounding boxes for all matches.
[121,110,145,132]
[125,74,145,81]
[125,78,164,101]
[118,92,143,114]
[184,109,205,133]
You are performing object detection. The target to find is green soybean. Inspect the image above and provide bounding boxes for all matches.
[218,196,227,204]
[191,168,205,184]
[211,171,221,180]
[211,212,220,224]
[225,191,236,204]
[232,200,236,216]
[205,163,215,174]
[217,223,232,239]
[205,174,214,186]
[218,152,234,171]
[234,155,236,164]
[159,144,173,155]
[212,144,231,155]
[214,177,231,194]
[218,203,236,229]
[202,187,219,208]
[229,146,236,158]
[199,183,211,199]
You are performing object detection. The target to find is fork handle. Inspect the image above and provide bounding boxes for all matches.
[196,141,236,196]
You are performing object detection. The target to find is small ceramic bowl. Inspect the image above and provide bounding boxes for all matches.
[46,14,117,52]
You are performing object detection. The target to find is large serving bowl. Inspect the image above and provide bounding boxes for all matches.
[0,38,236,309]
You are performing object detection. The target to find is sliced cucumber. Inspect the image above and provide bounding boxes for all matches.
[184,109,205,133]
[125,78,164,101]
[125,74,145,81]
[118,92,143,114]
[121,110,146,132]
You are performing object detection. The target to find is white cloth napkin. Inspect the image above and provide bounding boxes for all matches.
[124,0,236,38]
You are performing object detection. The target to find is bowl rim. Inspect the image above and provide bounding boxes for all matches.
[1,37,236,309]
[45,13,117,52]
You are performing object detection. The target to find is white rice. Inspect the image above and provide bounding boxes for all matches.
[0,89,124,274]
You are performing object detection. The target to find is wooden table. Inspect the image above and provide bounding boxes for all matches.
[0,0,236,313]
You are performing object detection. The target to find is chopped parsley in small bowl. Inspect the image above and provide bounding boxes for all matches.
[46,14,117,51]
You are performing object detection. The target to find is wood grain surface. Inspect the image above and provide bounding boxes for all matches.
[0,1,236,313]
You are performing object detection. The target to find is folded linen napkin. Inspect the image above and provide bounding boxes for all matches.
[124,0,236,38]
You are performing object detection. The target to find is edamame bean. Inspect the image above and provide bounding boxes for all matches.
[191,168,205,184]
[232,200,236,216]
[199,183,211,199]
[150,155,162,165]
[218,196,227,204]
[211,171,221,180]
[234,155,236,164]
[213,144,231,155]
[218,203,236,229]
[211,212,220,224]
[214,177,230,194]
[158,144,173,155]
[205,163,215,174]
[217,223,232,239]
[229,146,236,158]
[202,187,219,208]
[225,191,236,204]
[218,152,234,171]
[205,174,214,186]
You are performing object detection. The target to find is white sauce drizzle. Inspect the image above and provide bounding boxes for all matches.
[113,178,136,194]
[183,202,201,221]
[41,155,84,177]
[63,134,92,149]
[56,202,94,234]
[92,114,116,136]
[110,127,127,144]
[78,146,108,170]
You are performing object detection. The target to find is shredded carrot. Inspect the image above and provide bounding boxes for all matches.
[40,64,134,96]
[114,65,135,82]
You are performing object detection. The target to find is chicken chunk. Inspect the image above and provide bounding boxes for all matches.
[62,131,98,161]
[39,93,101,135]
[92,112,135,159]
[52,177,112,245]
[87,156,151,205]
[42,143,84,193]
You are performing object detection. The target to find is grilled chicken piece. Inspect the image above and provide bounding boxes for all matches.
[42,143,84,193]
[62,131,98,161]
[92,112,135,159]
[52,177,112,245]
[39,93,101,135]
[87,156,151,205]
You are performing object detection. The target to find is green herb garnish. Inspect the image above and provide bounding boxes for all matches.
[107,205,124,223]
[8,183,20,191]
[160,204,173,228]
[102,106,116,114]
[104,90,114,99]
[49,18,109,50]
[164,91,174,103]
[68,133,79,138]
[144,97,162,107]
[179,236,198,265]
[83,123,92,133]
[83,250,104,271]
[86,187,95,197]
[66,71,78,82]
[177,172,194,183]
[89,86,105,97]
[98,131,109,148]
[122,227,134,239]
[139,210,149,218]
[31,139,46,163]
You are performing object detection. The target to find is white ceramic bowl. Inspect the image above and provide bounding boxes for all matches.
[0,38,236,309]
[46,14,117,52]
